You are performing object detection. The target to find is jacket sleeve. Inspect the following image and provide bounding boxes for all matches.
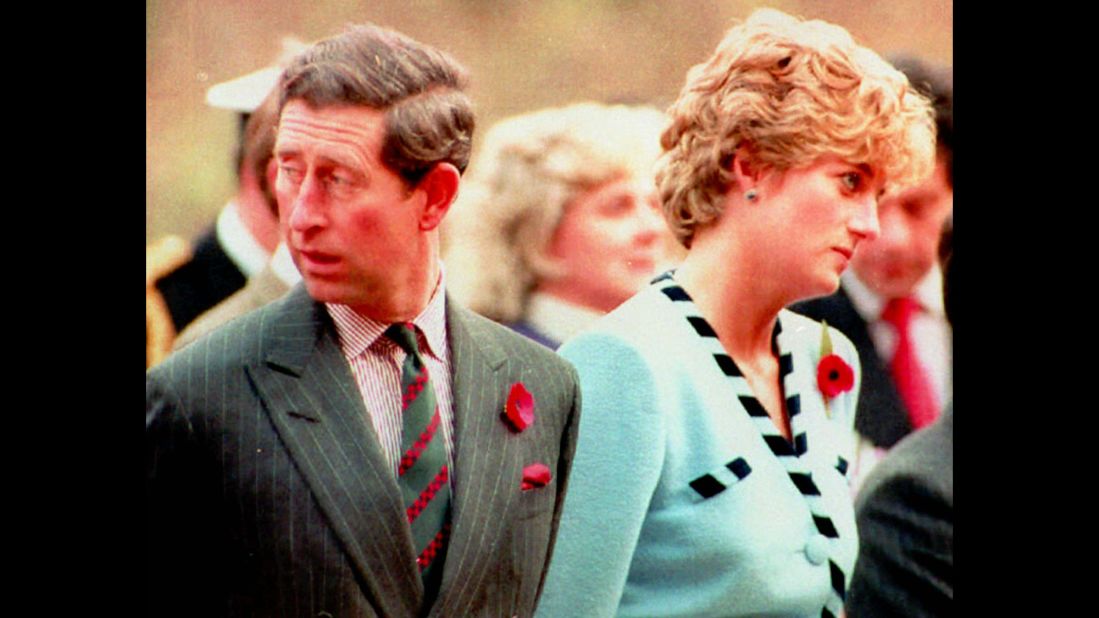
[146,368,226,617]
[535,333,665,618]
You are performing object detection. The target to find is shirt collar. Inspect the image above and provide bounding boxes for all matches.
[215,200,270,278]
[525,292,606,344]
[269,243,302,287]
[327,264,449,362]
[843,266,945,322]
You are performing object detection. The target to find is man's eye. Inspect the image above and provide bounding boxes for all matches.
[323,171,356,189]
[279,165,303,182]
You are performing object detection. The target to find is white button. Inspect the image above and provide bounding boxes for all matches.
[804,534,830,565]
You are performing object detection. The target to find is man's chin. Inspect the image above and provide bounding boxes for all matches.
[302,279,346,304]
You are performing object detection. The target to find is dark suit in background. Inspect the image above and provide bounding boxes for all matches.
[154,227,249,333]
[172,253,292,351]
[792,289,912,448]
[147,286,581,617]
[845,405,953,617]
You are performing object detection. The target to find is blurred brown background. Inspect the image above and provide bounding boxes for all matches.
[146,0,952,244]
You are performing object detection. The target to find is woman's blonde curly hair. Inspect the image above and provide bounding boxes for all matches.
[444,102,667,322]
[657,8,937,248]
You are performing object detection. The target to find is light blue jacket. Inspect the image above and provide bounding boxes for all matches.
[537,280,861,617]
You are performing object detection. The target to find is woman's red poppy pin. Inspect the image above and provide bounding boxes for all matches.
[817,321,854,417]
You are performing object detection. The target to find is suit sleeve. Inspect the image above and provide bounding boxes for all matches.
[846,463,953,617]
[146,369,225,617]
[531,363,583,607]
[535,333,665,618]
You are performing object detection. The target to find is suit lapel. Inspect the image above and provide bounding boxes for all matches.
[245,286,422,617]
[822,290,912,447]
[431,300,524,615]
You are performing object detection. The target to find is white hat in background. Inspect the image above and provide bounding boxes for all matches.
[204,36,309,113]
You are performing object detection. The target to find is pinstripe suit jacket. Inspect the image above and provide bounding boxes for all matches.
[146,284,582,618]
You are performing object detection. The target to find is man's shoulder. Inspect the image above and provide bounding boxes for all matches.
[153,227,249,332]
[174,268,292,351]
[868,412,952,485]
[151,286,316,380]
[449,302,576,377]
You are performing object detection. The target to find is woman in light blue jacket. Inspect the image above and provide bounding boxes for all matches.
[536,8,937,618]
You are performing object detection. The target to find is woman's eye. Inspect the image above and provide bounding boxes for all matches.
[841,172,862,191]
[602,197,633,216]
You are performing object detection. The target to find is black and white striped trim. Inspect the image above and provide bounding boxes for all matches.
[656,274,846,617]
[688,457,752,500]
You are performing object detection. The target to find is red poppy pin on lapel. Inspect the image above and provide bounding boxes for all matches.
[503,382,535,432]
[817,321,854,418]
[521,463,551,491]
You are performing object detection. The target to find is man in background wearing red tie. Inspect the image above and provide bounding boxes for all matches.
[792,56,953,490]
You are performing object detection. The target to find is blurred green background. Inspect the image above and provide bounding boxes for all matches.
[146,0,952,244]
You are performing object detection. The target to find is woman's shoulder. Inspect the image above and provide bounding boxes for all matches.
[561,285,684,362]
[779,307,859,362]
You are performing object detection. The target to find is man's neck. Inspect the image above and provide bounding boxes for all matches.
[348,259,443,323]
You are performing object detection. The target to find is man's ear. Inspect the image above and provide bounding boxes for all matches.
[265,158,278,192]
[417,162,461,231]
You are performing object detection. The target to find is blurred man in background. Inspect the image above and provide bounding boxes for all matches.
[146,38,304,367]
[792,56,953,488]
[172,84,303,351]
[846,218,953,617]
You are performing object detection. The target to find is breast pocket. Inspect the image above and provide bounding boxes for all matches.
[687,456,753,502]
[518,477,557,521]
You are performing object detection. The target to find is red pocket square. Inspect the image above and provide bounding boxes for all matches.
[521,463,551,491]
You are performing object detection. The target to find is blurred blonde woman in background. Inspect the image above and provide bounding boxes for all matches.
[536,9,935,618]
[444,102,677,349]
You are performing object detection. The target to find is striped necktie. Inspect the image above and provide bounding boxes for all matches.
[385,322,451,603]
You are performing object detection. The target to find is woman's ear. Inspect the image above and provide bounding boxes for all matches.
[417,162,461,231]
[730,144,762,190]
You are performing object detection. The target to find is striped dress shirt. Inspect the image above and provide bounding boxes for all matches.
[326,279,456,478]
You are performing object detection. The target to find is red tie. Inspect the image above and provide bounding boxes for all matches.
[881,297,939,429]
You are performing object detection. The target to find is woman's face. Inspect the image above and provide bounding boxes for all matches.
[746,155,884,301]
[539,174,670,313]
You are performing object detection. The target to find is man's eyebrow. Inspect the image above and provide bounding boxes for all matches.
[274,144,301,158]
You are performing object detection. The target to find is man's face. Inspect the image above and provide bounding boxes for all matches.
[274,100,425,309]
[850,159,953,299]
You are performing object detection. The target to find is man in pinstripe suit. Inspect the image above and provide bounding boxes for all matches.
[147,24,582,618]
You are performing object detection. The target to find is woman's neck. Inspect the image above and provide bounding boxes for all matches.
[674,238,785,367]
